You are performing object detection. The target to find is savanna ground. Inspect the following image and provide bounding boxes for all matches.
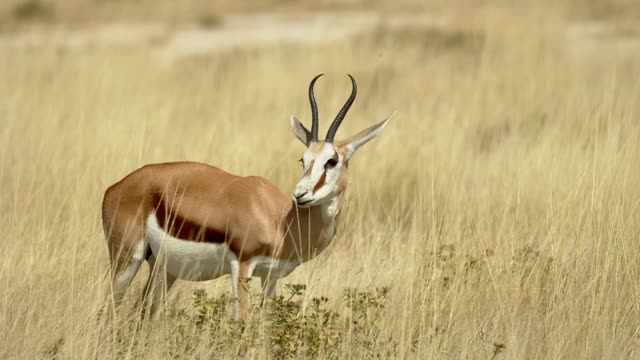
[1,0,640,359]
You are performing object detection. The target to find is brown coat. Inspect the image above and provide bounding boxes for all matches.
[102,161,341,274]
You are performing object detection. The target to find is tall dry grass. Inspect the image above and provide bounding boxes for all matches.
[0,4,639,359]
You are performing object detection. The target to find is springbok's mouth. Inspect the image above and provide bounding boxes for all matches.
[296,199,313,206]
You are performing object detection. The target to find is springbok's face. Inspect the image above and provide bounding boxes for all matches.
[289,74,395,208]
[293,142,345,207]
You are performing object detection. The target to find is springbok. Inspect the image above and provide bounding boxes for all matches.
[101,74,395,319]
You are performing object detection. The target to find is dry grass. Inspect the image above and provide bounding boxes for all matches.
[1,2,640,359]
[2,0,640,30]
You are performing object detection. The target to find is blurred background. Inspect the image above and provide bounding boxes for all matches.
[0,0,639,359]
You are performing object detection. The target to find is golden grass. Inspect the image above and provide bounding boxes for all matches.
[1,3,640,359]
[2,0,640,31]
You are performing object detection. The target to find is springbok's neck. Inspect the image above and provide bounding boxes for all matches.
[281,193,344,262]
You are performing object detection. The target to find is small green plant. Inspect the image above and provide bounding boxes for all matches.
[192,289,233,332]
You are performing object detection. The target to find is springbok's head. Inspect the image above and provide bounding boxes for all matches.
[290,74,395,208]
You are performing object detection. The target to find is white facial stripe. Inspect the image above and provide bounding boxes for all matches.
[302,144,337,180]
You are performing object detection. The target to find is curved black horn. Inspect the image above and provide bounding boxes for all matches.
[325,74,357,143]
[309,74,323,141]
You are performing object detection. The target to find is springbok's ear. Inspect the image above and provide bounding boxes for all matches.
[290,115,312,146]
[337,111,396,160]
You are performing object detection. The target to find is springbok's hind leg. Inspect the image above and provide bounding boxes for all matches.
[140,254,177,318]
[111,240,146,308]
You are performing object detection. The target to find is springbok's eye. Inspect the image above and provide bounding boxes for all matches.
[298,158,304,167]
[325,158,338,168]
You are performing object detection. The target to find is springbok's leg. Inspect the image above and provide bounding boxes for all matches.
[111,240,146,308]
[141,254,177,318]
[230,260,251,320]
[259,276,278,319]
[260,276,278,300]
[230,260,240,319]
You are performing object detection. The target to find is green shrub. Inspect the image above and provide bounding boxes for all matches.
[164,283,396,358]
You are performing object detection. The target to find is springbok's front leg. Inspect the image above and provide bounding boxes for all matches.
[230,260,251,320]
[259,275,278,320]
[260,275,278,300]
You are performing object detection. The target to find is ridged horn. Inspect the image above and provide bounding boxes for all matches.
[325,74,357,142]
[308,74,323,141]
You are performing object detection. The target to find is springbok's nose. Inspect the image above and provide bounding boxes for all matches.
[294,191,308,199]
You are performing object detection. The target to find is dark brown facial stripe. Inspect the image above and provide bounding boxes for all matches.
[313,171,326,194]
[304,160,315,176]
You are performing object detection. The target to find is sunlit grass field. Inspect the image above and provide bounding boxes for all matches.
[1,1,639,358]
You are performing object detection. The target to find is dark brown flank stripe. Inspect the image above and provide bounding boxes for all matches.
[155,198,228,244]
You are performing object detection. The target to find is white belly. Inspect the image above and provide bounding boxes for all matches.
[145,212,300,281]
[145,212,236,280]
